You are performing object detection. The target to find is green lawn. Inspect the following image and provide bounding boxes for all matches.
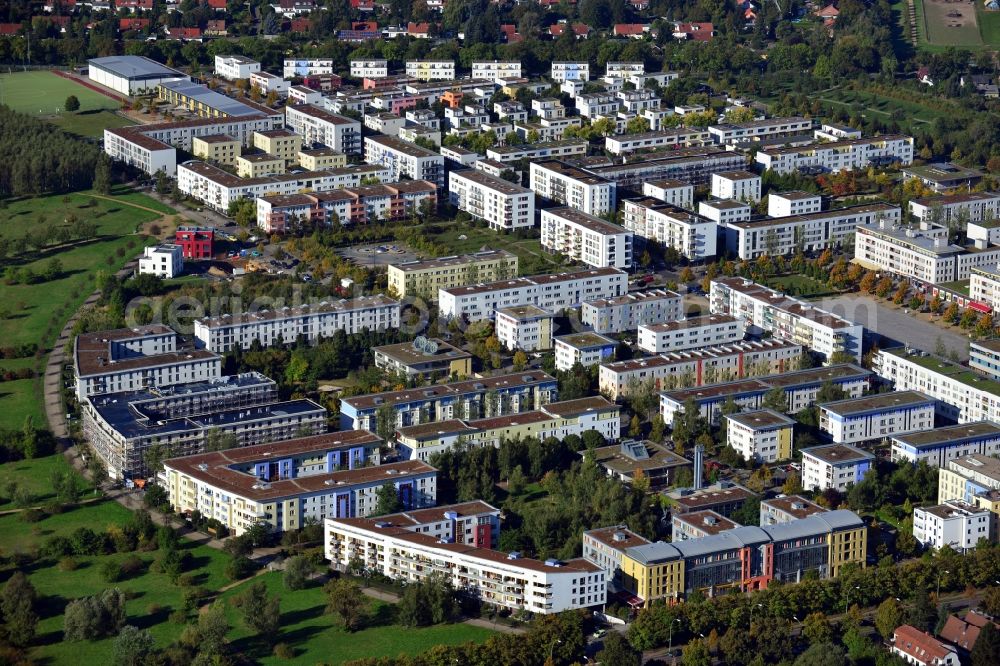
[767,274,835,298]
[814,87,946,129]
[219,572,494,665]
[977,3,1000,44]
[50,109,136,139]
[432,225,562,276]
[0,453,94,511]
[0,70,129,137]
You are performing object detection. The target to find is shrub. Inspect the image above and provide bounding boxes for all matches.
[58,556,79,571]
[120,554,144,578]
[169,610,187,625]
[225,556,256,582]
[100,560,123,583]
[273,643,295,660]
[20,508,45,523]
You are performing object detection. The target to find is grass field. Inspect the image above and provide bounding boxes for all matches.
[433,225,562,276]
[813,87,946,130]
[976,3,1000,43]
[0,452,95,510]
[0,188,173,430]
[767,274,836,298]
[218,573,493,665]
[0,70,133,137]
[921,0,982,46]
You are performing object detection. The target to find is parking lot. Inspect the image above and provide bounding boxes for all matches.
[338,243,420,266]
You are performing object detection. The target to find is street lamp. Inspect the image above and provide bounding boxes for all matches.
[845,585,860,613]
[548,638,562,661]
[668,617,681,654]
[749,602,763,627]
[937,570,950,598]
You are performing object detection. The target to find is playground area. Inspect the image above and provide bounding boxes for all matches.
[339,243,421,266]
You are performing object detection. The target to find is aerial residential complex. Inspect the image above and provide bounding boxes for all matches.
[801,444,876,492]
[529,161,617,216]
[710,277,865,362]
[818,391,937,444]
[554,333,618,372]
[448,170,535,230]
[725,409,796,463]
[637,315,744,354]
[890,422,1000,468]
[387,251,518,300]
[581,289,683,335]
[539,207,633,269]
[364,135,445,186]
[855,221,1000,283]
[754,135,914,174]
[622,198,718,261]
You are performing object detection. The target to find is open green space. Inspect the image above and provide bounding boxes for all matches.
[50,109,136,139]
[433,225,562,275]
[920,0,982,46]
[0,70,130,137]
[0,377,46,431]
[218,572,493,665]
[976,2,1000,43]
[767,274,836,298]
[0,452,94,511]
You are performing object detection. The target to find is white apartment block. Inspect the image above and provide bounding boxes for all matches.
[449,170,535,231]
[249,71,289,96]
[486,140,588,164]
[575,93,621,119]
[365,135,445,187]
[404,60,455,81]
[495,305,554,352]
[711,170,762,203]
[606,129,712,155]
[710,277,864,361]
[622,198,717,261]
[605,62,644,78]
[350,59,388,78]
[768,191,822,218]
[193,295,401,352]
[642,180,694,209]
[801,444,875,492]
[285,104,362,154]
[214,55,260,80]
[708,117,813,146]
[540,207,633,269]
[529,161,616,216]
[554,333,617,372]
[582,288,682,335]
[471,61,522,81]
[890,421,1000,468]
[725,409,796,464]
[138,244,184,279]
[819,391,936,445]
[618,89,660,114]
[599,339,802,400]
[755,135,915,175]
[439,267,628,322]
[726,203,902,260]
[73,326,221,401]
[637,315,744,354]
[325,513,606,614]
[364,111,406,136]
[909,192,1000,225]
[855,221,1000,284]
[283,58,334,78]
[177,161,390,212]
[551,62,590,83]
[699,199,752,226]
[969,265,1000,312]
[288,85,323,106]
[913,501,991,552]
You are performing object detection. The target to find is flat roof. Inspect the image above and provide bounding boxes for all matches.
[373,339,472,366]
[711,277,862,329]
[591,441,690,475]
[238,153,283,164]
[543,207,629,236]
[452,169,531,195]
[582,287,679,309]
[902,162,984,183]
[760,134,912,157]
[881,347,1000,397]
[761,494,827,520]
[725,408,795,430]
[442,267,625,298]
[159,80,263,118]
[497,304,551,320]
[856,224,965,257]
[375,501,498,527]
[771,190,819,201]
[918,501,989,520]
[662,363,871,403]
[603,340,801,375]
[367,134,440,159]
[713,170,759,181]
[820,390,934,417]
[801,443,874,464]
[672,484,755,510]
[196,295,398,328]
[674,509,740,535]
[728,203,899,230]
[554,332,617,350]
[89,55,184,79]
[892,421,1000,448]
[194,133,238,144]
[912,192,1000,207]
[288,103,358,125]
[389,250,516,274]
[583,525,651,551]
[343,370,555,411]
[534,160,611,186]
[642,314,739,334]
[947,453,1000,482]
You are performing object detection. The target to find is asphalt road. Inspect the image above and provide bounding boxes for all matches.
[818,294,970,360]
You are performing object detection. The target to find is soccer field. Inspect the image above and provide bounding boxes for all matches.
[0,69,120,115]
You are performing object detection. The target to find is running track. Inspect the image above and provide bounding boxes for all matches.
[51,69,129,105]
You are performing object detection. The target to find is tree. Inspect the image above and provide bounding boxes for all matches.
[93,154,112,195]
[761,386,787,412]
[1,571,38,647]
[112,625,155,666]
[65,95,80,112]
[682,638,712,666]
[324,578,366,631]
[374,483,402,516]
[204,428,238,452]
[64,588,127,640]
[874,597,902,639]
[875,276,893,298]
[793,642,846,666]
[628,414,642,438]
[802,612,832,644]
[282,555,315,591]
[971,622,1000,666]
[236,580,280,640]
[782,470,802,494]
[513,350,528,371]
[596,632,641,666]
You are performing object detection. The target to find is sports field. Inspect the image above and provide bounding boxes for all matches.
[921,0,982,45]
[0,70,132,136]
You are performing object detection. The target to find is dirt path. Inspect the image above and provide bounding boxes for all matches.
[85,192,172,216]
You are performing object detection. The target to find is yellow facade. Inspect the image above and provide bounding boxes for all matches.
[938,469,968,504]
[827,526,867,576]
[777,424,793,461]
[298,150,348,171]
[192,135,240,166]
[158,86,226,119]
[237,154,285,178]
[253,131,303,165]
[621,555,684,607]
[447,356,472,377]
[388,252,519,300]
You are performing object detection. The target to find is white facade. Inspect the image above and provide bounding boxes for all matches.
[554,333,616,372]
[449,170,535,231]
[439,268,628,322]
[913,501,991,552]
[214,55,260,81]
[540,208,633,269]
[551,62,590,83]
[283,58,334,78]
[890,421,1000,468]
[698,199,751,226]
[855,222,1000,284]
[818,391,936,445]
[575,93,621,119]
[325,516,606,614]
[707,117,813,146]
[605,129,711,155]
[725,409,795,464]
[529,161,616,216]
[622,198,717,261]
[285,104,361,154]
[642,180,694,209]
[366,135,445,187]
[250,71,289,96]
[581,289,682,335]
[801,444,876,492]
[970,265,1000,312]
[710,277,864,361]
[471,61,522,82]
[350,59,388,79]
[193,296,401,352]
[755,135,914,174]
[138,244,184,279]
[711,171,761,203]
[605,62,644,78]
[495,306,553,352]
[637,315,743,354]
[909,192,1000,225]
[404,60,455,81]
[768,191,822,218]
[725,204,901,260]
[88,55,188,96]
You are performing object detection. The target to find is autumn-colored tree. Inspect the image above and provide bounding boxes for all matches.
[930,295,943,313]
[680,266,695,283]
[859,271,877,294]
[875,276,894,298]
[960,308,978,329]
[975,313,994,338]
[942,302,960,324]
[893,283,908,305]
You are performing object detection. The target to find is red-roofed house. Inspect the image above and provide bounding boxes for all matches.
[500,23,523,43]
[289,17,310,31]
[205,19,227,35]
[938,611,999,655]
[116,0,153,10]
[351,0,375,10]
[119,17,150,30]
[46,15,71,28]
[0,23,23,35]
[549,22,590,39]
[353,20,378,31]
[815,4,839,20]
[891,625,959,666]
[206,0,227,9]
[673,22,714,42]
[628,0,649,8]
[165,26,202,40]
[44,0,78,12]
[614,23,651,38]
[407,21,431,38]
